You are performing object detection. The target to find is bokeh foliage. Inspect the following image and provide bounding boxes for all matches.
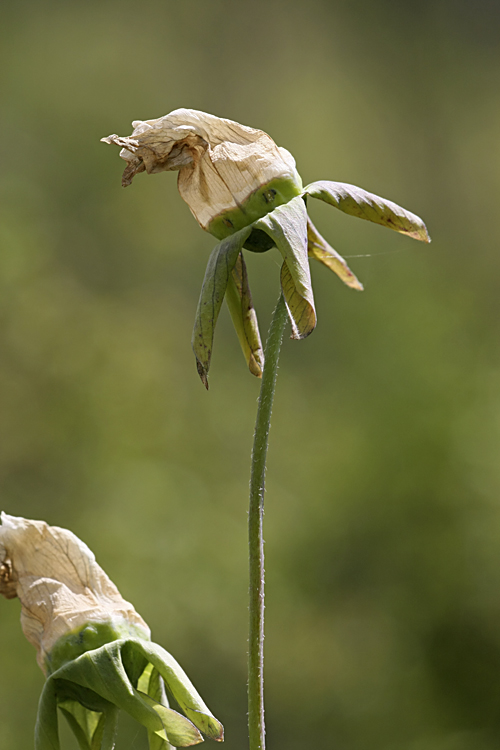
[1,1,500,748]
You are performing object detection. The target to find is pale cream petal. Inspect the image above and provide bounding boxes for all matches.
[0,513,150,671]
[102,109,302,230]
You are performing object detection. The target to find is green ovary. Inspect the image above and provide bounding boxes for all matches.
[46,620,150,674]
[207,176,303,240]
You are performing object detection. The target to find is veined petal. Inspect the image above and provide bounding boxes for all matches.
[304,181,430,242]
[307,217,363,291]
[254,196,316,339]
[102,109,303,233]
[4,515,223,748]
[192,226,252,388]
[0,513,150,672]
[225,253,264,377]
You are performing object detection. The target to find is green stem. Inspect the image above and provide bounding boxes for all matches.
[248,294,288,750]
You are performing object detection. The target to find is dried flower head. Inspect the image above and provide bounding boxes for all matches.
[0,513,223,750]
[103,109,430,387]
[0,512,149,672]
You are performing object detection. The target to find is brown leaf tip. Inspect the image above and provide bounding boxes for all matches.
[196,360,209,390]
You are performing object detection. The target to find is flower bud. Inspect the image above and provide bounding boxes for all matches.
[103,109,430,388]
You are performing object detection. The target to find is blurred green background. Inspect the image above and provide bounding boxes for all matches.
[1,0,500,748]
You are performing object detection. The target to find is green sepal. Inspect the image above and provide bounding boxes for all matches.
[58,702,118,750]
[58,701,103,750]
[192,225,252,388]
[225,253,264,377]
[137,690,203,747]
[48,642,163,738]
[254,196,316,339]
[304,181,431,242]
[279,260,316,339]
[95,709,119,750]
[35,678,60,750]
[130,639,224,742]
[46,620,150,675]
[138,665,174,750]
[207,177,303,240]
[307,217,363,291]
[36,638,223,749]
[138,660,202,748]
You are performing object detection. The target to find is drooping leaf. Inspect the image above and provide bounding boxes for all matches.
[130,639,224,742]
[307,217,363,291]
[99,708,119,750]
[58,708,90,750]
[139,664,174,750]
[47,639,223,744]
[137,662,155,695]
[145,665,169,709]
[225,252,264,377]
[35,679,60,750]
[192,226,252,388]
[138,690,203,747]
[254,196,316,339]
[57,701,118,750]
[280,261,316,339]
[58,700,104,750]
[304,181,430,242]
[51,641,167,739]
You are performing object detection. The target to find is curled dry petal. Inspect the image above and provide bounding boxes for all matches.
[102,108,302,234]
[0,512,150,672]
[102,109,431,384]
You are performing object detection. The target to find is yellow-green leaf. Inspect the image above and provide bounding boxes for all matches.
[192,226,252,388]
[58,700,105,750]
[35,679,60,750]
[131,640,224,742]
[138,691,203,747]
[307,217,363,291]
[254,196,316,339]
[139,664,174,750]
[280,260,316,339]
[225,252,264,377]
[304,180,430,242]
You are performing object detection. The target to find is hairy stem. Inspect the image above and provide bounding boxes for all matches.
[248,294,288,750]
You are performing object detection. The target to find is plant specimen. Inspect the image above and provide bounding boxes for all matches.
[1,109,429,750]
[0,513,223,750]
[102,108,429,750]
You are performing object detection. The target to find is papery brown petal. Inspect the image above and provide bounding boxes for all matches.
[0,559,17,599]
